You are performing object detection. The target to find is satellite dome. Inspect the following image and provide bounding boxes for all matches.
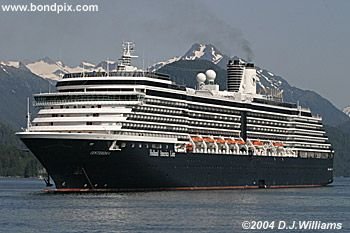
[196,73,206,83]
[205,70,216,82]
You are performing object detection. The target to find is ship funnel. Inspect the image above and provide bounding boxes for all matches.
[227,60,257,95]
[227,60,244,92]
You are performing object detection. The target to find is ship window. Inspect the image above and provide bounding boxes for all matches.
[139,144,142,148]
[50,122,53,126]
[82,106,86,108]
[131,144,135,148]
[86,122,92,125]
[93,113,99,117]
[98,105,101,108]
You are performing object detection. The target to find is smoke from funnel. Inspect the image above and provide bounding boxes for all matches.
[241,39,254,62]
[139,0,255,62]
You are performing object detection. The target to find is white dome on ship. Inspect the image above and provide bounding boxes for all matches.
[196,73,206,83]
[205,70,216,82]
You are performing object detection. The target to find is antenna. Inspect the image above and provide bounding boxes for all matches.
[142,49,145,76]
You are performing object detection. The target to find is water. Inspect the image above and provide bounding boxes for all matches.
[0,178,349,233]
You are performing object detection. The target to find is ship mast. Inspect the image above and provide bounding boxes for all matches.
[117,41,138,71]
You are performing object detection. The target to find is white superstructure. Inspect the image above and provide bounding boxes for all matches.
[18,42,333,159]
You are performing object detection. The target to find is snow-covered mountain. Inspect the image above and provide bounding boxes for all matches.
[0,62,55,128]
[21,58,123,80]
[150,43,230,72]
[94,60,118,71]
[22,58,99,80]
[343,106,350,117]
[182,43,226,64]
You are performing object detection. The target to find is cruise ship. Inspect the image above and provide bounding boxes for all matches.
[17,42,334,191]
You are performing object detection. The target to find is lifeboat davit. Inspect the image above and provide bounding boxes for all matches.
[186,143,193,151]
[273,142,284,147]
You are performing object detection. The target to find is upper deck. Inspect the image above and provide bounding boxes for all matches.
[62,71,171,81]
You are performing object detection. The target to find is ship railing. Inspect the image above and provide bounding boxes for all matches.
[62,71,170,81]
[34,100,142,107]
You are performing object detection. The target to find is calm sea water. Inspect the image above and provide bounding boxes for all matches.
[0,178,349,233]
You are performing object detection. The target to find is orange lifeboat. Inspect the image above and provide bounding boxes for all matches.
[225,139,236,144]
[252,140,264,146]
[235,139,245,145]
[203,137,215,143]
[215,138,226,144]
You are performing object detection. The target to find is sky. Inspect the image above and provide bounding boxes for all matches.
[0,0,349,109]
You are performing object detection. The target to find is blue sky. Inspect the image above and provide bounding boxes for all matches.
[0,0,349,109]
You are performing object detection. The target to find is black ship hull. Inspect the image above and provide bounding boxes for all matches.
[21,138,334,191]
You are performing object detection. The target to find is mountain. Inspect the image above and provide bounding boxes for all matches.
[255,68,349,127]
[0,121,41,177]
[94,60,118,71]
[182,43,229,66]
[0,63,52,177]
[325,125,350,177]
[343,106,350,117]
[3,58,119,80]
[0,63,55,129]
[23,58,96,80]
[151,43,230,72]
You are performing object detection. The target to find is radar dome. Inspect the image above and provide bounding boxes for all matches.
[196,73,206,83]
[205,70,216,82]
